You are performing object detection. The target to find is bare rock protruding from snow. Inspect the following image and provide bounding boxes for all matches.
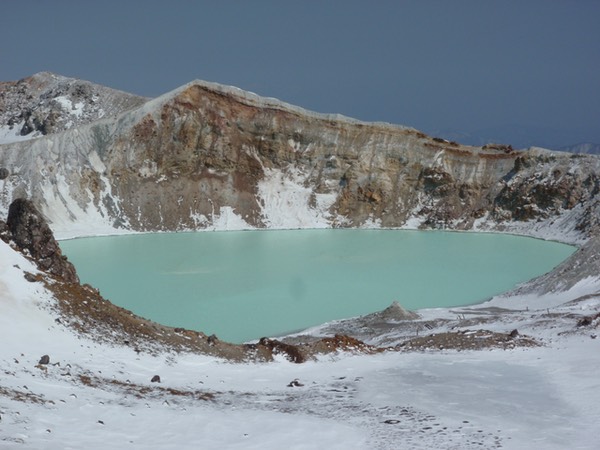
[376,301,420,321]
[0,72,147,144]
[5,198,79,283]
[287,301,422,346]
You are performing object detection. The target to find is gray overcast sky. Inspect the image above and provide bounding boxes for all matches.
[2,0,599,148]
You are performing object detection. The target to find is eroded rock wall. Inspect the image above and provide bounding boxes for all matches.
[1,78,599,245]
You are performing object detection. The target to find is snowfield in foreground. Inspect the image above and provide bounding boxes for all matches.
[1,239,599,449]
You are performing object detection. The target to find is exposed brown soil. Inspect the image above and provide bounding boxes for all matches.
[76,373,215,402]
[396,329,539,352]
[41,264,547,361]
[42,270,391,363]
[0,385,49,405]
[43,273,270,362]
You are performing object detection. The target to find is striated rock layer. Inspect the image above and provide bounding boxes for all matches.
[1,73,600,290]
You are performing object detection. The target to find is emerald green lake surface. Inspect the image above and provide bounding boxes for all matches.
[60,230,575,343]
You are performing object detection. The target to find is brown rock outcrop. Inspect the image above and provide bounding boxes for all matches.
[5,198,79,283]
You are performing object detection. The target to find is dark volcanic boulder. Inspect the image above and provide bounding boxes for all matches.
[6,198,79,283]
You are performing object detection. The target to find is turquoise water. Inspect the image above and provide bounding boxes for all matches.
[60,230,575,343]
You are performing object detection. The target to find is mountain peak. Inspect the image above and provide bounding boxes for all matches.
[0,73,147,144]
[160,78,415,133]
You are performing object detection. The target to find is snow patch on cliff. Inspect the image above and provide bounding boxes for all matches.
[211,206,254,231]
[469,206,588,246]
[40,173,119,240]
[257,167,337,229]
[54,95,85,119]
[0,124,39,144]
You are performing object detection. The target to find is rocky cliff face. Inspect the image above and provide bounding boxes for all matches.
[90,83,520,232]
[2,77,599,243]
